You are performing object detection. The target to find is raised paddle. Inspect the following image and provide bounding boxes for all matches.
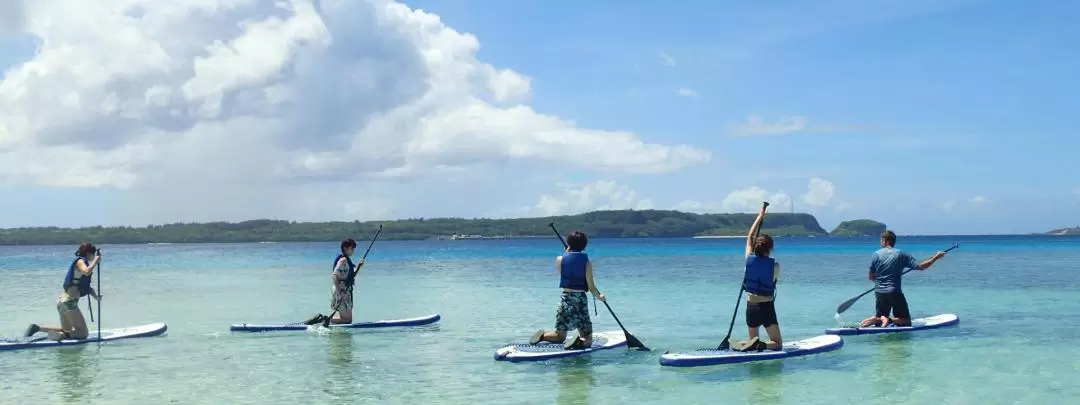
[548,222,650,351]
[833,243,960,317]
[717,201,769,350]
[322,224,383,328]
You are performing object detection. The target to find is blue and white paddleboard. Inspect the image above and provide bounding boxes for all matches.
[0,322,168,352]
[229,313,441,332]
[494,330,627,362]
[824,313,958,336]
[659,334,843,367]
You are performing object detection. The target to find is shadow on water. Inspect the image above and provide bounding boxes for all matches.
[52,345,96,405]
[324,332,355,401]
[555,357,596,405]
[672,350,862,384]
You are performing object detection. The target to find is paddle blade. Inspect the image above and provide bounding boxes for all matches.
[626,333,650,351]
[716,337,731,351]
[835,295,860,314]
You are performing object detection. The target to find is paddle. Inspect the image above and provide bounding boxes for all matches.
[717,201,769,350]
[547,222,650,351]
[95,248,102,343]
[322,224,383,328]
[87,250,101,325]
[833,243,960,317]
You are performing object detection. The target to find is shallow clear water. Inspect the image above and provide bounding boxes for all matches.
[2,235,1078,404]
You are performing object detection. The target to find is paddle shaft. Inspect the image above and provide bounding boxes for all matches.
[548,223,648,350]
[96,249,102,342]
[835,243,959,315]
[719,201,769,349]
[325,225,383,325]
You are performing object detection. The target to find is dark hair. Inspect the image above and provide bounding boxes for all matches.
[340,238,357,253]
[75,242,97,258]
[753,234,774,257]
[880,230,896,247]
[566,231,588,252]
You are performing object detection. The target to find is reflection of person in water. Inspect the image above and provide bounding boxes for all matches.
[326,333,355,401]
[556,360,595,405]
[747,362,784,405]
[873,335,913,399]
[54,348,93,404]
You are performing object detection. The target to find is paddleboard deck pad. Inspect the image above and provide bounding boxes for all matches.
[229,313,441,332]
[494,330,627,362]
[659,334,843,367]
[0,322,168,352]
[824,313,958,336]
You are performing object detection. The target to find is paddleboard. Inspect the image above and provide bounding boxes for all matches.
[228,313,441,332]
[659,334,843,367]
[824,313,958,336]
[0,322,168,352]
[494,330,627,362]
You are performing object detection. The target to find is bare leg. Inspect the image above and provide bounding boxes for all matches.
[331,308,353,324]
[580,331,592,347]
[763,325,782,350]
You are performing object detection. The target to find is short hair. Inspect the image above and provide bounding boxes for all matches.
[340,238,357,252]
[880,230,896,246]
[566,231,588,252]
[75,242,97,257]
[753,234,774,257]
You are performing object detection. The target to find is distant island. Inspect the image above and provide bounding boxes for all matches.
[830,219,887,237]
[0,209,884,246]
[1046,226,1080,235]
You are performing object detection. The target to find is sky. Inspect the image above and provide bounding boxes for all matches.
[0,0,1076,235]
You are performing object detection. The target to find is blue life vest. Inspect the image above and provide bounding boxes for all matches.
[742,255,776,296]
[559,252,589,291]
[62,257,93,297]
[334,254,357,286]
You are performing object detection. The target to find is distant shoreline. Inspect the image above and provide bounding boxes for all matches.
[0,208,1074,246]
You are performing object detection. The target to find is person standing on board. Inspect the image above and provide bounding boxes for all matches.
[22,243,102,340]
[733,205,783,352]
[529,231,606,350]
[859,230,947,328]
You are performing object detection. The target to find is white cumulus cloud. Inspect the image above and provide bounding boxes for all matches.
[676,177,841,213]
[0,0,710,223]
[521,180,654,217]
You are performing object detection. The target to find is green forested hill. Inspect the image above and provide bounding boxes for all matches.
[0,209,850,245]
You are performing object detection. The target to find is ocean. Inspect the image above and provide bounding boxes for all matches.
[1,235,1078,404]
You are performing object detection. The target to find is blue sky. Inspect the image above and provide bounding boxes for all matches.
[0,0,1077,235]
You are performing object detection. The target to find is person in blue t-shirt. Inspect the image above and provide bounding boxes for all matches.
[859,230,947,328]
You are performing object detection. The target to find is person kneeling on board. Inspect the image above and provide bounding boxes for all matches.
[23,243,102,341]
[733,207,783,352]
[303,238,365,326]
[529,231,606,350]
[859,230,946,328]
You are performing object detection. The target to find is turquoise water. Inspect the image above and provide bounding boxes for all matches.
[2,235,1079,404]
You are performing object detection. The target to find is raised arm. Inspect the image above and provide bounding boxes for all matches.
[912,250,947,271]
[745,205,768,256]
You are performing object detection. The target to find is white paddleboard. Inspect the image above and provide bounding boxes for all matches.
[825,313,959,335]
[659,334,843,367]
[0,322,168,352]
[494,330,627,362]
